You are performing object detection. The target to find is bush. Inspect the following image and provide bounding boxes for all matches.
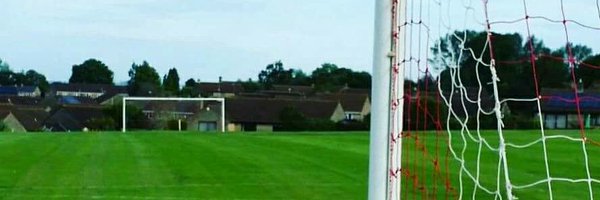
[279,106,307,131]
[336,120,369,131]
[0,121,6,131]
[104,104,149,130]
[306,119,337,131]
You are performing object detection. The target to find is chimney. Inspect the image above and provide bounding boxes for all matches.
[218,76,222,92]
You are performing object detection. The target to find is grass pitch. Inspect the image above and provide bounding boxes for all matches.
[0,132,369,199]
[402,129,600,200]
[0,130,598,200]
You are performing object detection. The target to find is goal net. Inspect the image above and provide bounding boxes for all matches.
[121,97,225,133]
[370,0,600,199]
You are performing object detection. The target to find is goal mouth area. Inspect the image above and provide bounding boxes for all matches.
[121,97,225,133]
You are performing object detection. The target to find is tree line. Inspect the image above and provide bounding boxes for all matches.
[0,59,49,93]
[431,30,600,98]
[0,57,371,97]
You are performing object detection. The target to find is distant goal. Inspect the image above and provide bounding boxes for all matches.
[121,97,225,133]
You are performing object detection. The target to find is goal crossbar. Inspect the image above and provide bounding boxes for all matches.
[121,97,226,133]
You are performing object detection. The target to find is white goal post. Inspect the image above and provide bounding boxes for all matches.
[121,97,226,133]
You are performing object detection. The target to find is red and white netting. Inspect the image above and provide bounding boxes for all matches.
[386,0,600,199]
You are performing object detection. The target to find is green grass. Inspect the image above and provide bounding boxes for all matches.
[0,132,369,199]
[402,129,600,200]
[0,130,598,199]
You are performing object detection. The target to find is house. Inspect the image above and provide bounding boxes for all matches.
[136,101,224,131]
[0,96,44,106]
[50,83,128,106]
[57,96,99,105]
[0,86,41,97]
[97,92,128,105]
[142,101,204,120]
[51,83,127,99]
[11,107,49,132]
[0,105,49,132]
[198,81,244,98]
[223,97,345,132]
[0,111,26,132]
[337,87,371,95]
[186,105,224,132]
[17,86,42,97]
[540,89,600,129]
[44,105,106,132]
[318,93,371,121]
[267,84,315,97]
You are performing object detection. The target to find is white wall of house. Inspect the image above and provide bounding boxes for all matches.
[56,91,104,98]
[330,103,346,122]
[345,111,363,121]
[256,124,273,132]
[2,113,26,132]
[17,88,41,97]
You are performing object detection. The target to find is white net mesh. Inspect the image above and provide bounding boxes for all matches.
[386,0,600,199]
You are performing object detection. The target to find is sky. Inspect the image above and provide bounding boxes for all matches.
[1,0,598,84]
[0,0,373,84]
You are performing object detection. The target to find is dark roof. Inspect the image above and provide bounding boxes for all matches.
[0,105,49,131]
[337,87,371,95]
[58,96,98,105]
[316,93,369,112]
[0,110,10,119]
[96,93,126,104]
[225,97,340,124]
[0,87,17,95]
[271,85,314,95]
[16,86,38,93]
[51,83,126,94]
[0,96,43,106]
[258,90,305,98]
[11,108,49,131]
[541,90,600,113]
[198,82,243,94]
[44,105,105,131]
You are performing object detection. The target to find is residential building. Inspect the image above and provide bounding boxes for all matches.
[0,111,26,132]
[0,86,41,97]
[223,97,345,132]
[44,105,106,132]
[541,89,600,129]
[51,83,127,99]
[318,93,371,121]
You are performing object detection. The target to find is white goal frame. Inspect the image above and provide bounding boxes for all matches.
[122,97,226,133]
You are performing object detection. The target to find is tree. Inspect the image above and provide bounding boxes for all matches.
[104,104,148,130]
[239,78,261,93]
[0,69,49,94]
[22,70,49,93]
[290,69,311,85]
[69,59,114,84]
[311,63,371,92]
[434,31,539,98]
[579,54,600,88]
[279,106,307,131]
[162,68,180,96]
[0,59,10,72]
[128,61,161,96]
[258,61,293,89]
[180,78,200,97]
